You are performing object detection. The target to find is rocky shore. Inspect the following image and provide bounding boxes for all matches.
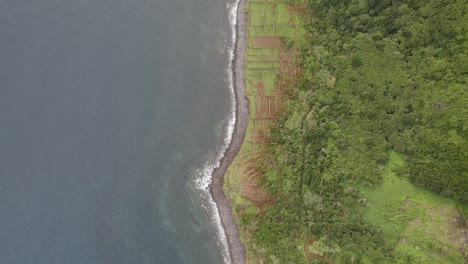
[209,0,249,263]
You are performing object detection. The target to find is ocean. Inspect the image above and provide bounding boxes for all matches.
[0,0,235,263]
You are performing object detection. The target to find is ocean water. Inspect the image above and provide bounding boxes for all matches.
[0,0,234,263]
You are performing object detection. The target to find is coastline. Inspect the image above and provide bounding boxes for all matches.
[214,0,307,262]
[209,1,468,263]
[209,0,248,263]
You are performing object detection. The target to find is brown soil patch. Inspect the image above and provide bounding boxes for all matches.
[255,82,264,94]
[250,37,282,48]
[240,162,272,208]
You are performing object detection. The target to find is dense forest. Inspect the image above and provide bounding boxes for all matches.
[246,0,467,263]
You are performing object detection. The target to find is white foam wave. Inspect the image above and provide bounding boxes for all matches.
[193,0,240,263]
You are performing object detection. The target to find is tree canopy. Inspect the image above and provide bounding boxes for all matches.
[246,0,467,263]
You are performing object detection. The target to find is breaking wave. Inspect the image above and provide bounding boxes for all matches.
[193,0,241,263]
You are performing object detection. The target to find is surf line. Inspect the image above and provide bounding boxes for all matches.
[194,0,247,263]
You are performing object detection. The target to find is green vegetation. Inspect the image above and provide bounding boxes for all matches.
[224,0,306,263]
[363,151,466,263]
[236,0,468,263]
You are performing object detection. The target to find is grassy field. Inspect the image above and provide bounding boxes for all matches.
[361,151,467,263]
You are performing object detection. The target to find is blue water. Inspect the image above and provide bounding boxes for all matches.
[0,0,232,263]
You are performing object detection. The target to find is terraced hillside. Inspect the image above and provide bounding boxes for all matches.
[224,0,306,262]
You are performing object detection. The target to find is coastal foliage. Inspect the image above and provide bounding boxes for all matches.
[241,0,468,263]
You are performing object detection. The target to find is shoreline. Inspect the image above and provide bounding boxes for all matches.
[209,0,248,263]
